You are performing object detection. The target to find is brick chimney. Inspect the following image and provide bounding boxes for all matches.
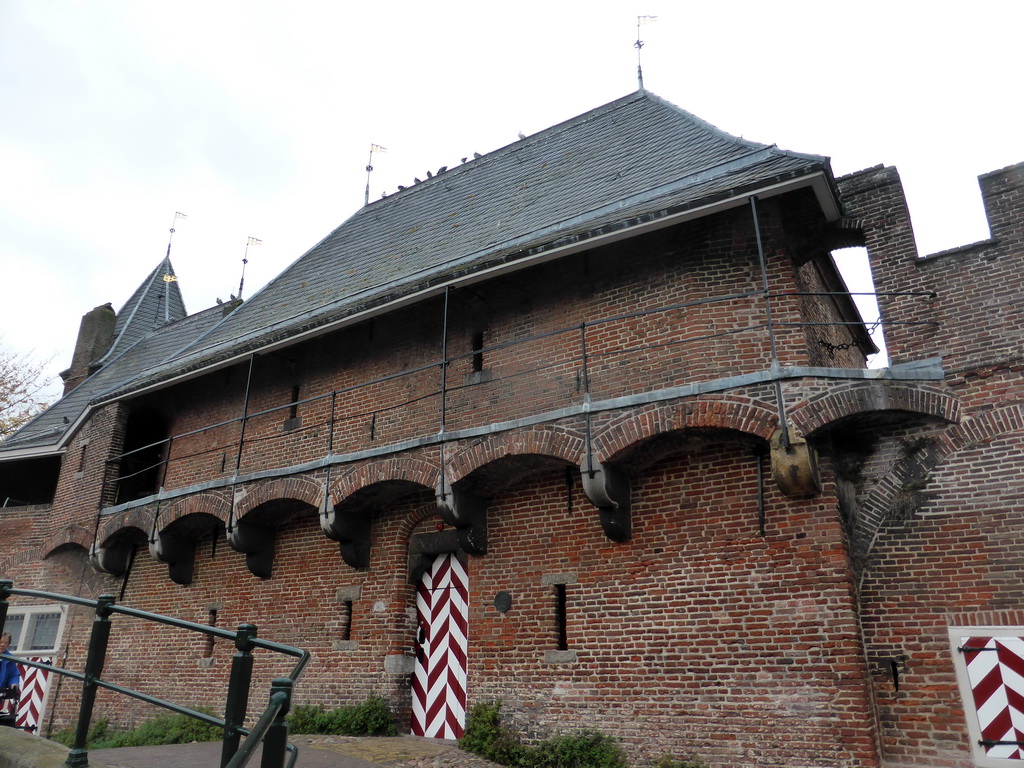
[59,303,116,395]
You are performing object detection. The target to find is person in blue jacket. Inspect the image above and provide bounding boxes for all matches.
[0,631,19,717]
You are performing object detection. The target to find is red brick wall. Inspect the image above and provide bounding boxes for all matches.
[1,188,890,766]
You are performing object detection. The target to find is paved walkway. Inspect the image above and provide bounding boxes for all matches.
[89,735,503,768]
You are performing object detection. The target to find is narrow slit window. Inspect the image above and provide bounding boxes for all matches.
[471,332,485,372]
[342,600,354,642]
[555,583,568,651]
[289,385,300,419]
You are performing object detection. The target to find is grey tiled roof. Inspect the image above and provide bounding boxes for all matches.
[105,90,831,397]
[0,89,832,455]
[96,256,187,366]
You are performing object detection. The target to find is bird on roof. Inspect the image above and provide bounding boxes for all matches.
[518,131,526,140]
[473,152,482,159]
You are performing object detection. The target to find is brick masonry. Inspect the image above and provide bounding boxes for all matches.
[2,162,1023,767]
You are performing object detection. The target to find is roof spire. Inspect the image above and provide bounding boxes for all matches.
[635,15,657,90]
[164,212,186,322]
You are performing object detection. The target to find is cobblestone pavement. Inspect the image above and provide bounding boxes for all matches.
[88,734,506,768]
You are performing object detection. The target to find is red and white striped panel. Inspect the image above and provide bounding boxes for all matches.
[15,657,52,733]
[962,636,1024,760]
[412,553,469,739]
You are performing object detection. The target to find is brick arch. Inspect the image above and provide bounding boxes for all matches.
[394,501,446,549]
[789,382,960,438]
[159,493,232,531]
[444,425,586,485]
[0,548,38,576]
[330,457,439,506]
[234,476,324,519]
[40,524,93,559]
[595,395,778,463]
[97,505,159,545]
[853,402,1024,579]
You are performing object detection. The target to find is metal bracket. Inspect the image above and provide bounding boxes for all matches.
[580,459,632,542]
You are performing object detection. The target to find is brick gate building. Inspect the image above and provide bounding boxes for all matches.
[1,89,1022,767]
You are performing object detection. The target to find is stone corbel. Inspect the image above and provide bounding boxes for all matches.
[770,427,821,497]
[149,532,197,586]
[435,480,488,556]
[90,541,133,576]
[580,459,632,542]
[321,505,372,569]
[227,519,276,579]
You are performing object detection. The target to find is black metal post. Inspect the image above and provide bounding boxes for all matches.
[221,624,258,768]
[0,579,10,634]
[66,594,115,768]
[260,678,292,768]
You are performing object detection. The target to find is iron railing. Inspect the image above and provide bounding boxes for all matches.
[101,288,936,508]
[0,580,309,768]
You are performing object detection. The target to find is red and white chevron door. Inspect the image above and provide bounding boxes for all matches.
[16,657,52,733]
[412,552,469,739]
[962,635,1024,760]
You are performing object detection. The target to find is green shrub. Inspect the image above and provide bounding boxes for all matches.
[286,704,325,735]
[459,701,524,765]
[286,696,397,736]
[522,731,628,768]
[460,703,629,768]
[49,711,220,749]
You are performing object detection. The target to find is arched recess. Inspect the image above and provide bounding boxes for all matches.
[145,494,231,585]
[592,395,778,463]
[40,525,93,559]
[92,505,159,576]
[441,433,586,551]
[788,382,960,439]
[229,477,324,578]
[149,511,224,586]
[582,397,779,537]
[325,458,438,569]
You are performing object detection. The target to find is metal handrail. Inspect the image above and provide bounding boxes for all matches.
[0,581,307,768]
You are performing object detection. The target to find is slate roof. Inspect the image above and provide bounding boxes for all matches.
[97,256,187,367]
[0,89,836,457]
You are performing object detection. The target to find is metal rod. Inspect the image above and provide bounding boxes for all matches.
[750,196,790,449]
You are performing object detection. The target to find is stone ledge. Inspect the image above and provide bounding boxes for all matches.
[0,726,114,768]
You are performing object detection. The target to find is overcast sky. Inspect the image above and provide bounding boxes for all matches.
[1,1,1020,399]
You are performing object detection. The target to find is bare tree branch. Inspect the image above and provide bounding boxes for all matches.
[0,338,54,440]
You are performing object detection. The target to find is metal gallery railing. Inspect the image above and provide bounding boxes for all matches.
[101,287,937,507]
[0,580,309,768]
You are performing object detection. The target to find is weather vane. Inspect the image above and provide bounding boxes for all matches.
[365,143,387,205]
[237,236,261,300]
[635,15,657,90]
[166,211,187,259]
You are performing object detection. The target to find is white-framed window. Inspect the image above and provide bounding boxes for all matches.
[949,625,1024,766]
[3,605,66,656]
